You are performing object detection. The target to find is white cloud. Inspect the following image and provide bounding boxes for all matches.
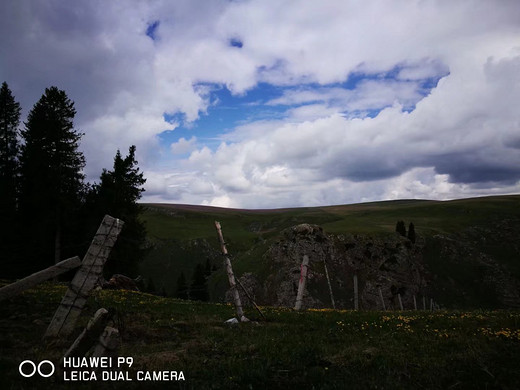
[266,79,428,113]
[2,0,519,208]
[397,59,450,81]
[171,136,197,155]
[202,194,236,209]
[156,46,520,208]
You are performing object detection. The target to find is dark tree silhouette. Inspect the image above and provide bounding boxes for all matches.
[0,82,22,277]
[190,263,209,301]
[87,145,147,277]
[395,220,407,237]
[407,222,416,243]
[20,86,85,272]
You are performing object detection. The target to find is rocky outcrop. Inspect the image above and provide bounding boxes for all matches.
[226,219,520,310]
[235,224,427,310]
[103,274,140,291]
[426,226,520,309]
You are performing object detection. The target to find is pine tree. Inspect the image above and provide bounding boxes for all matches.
[0,82,21,213]
[176,272,189,300]
[395,220,406,237]
[19,86,85,272]
[407,222,416,244]
[0,82,22,277]
[89,145,147,277]
[190,263,209,301]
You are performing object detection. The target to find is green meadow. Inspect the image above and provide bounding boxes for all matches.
[2,195,520,388]
[141,195,520,302]
[1,283,519,389]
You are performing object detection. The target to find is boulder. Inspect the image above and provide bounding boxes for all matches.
[103,274,140,291]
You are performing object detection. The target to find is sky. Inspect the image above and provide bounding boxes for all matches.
[1,0,519,209]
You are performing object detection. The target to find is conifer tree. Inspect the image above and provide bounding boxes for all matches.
[0,82,22,277]
[20,86,85,271]
[190,263,209,301]
[0,82,21,213]
[89,145,147,277]
[395,220,407,237]
[407,222,416,244]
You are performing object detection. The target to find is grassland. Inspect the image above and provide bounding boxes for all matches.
[140,195,520,303]
[144,195,520,239]
[1,282,519,389]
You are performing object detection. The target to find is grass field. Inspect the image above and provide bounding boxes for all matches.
[144,195,520,239]
[140,195,520,304]
[1,282,519,389]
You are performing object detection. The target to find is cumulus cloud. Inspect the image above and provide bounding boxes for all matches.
[1,0,519,208]
[266,78,430,114]
[171,136,197,155]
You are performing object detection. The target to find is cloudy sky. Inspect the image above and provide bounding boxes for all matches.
[1,0,520,208]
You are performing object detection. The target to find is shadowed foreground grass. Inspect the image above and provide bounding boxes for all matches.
[1,282,519,389]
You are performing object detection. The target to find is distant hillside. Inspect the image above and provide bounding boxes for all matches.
[139,195,520,309]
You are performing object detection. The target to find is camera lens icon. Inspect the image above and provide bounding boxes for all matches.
[19,360,55,378]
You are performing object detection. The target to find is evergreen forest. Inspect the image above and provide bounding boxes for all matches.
[0,82,147,280]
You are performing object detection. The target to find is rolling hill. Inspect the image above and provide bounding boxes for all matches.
[139,195,520,309]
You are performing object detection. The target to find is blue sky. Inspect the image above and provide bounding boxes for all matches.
[162,66,449,156]
[162,83,288,150]
[1,0,519,208]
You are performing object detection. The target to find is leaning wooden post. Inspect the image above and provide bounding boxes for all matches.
[413,295,417,311]
[90,327,121,358]
[398,293,404,311]
[45,215,124,339]
[294,255,310,310]
[0,256,81,302]
[63,308,112,360]
[235,277,266,320]
[353,274,359,311]
[379,287,386,311]
[214,221,248,322]
[323,259,336,310]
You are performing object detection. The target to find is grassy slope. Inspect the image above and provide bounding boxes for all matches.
[140,195,520,303]
[1,283,519,389]
[145,195,520,238]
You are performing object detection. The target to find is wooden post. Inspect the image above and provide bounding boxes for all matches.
[45,215,124,339]
[323,259,336,310]
[413,295,417,311]
[379,288,386,311]
[235,277,266,320]
[353,274,359,311]
[214,221,248,322]
[0,256,81,302]
[63,308,111,360]
[430,298,434,312]
[423,296,426,310]
[90,326,121,358]
[398,293,404,311]
[294,255,310,310]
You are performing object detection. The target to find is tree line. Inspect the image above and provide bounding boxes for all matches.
[395,220,416,243]
[0,82,146,279]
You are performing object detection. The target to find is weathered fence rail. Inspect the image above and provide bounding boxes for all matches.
[215,221,248,322]
[0,256,81,302]
[45,215,124,339]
